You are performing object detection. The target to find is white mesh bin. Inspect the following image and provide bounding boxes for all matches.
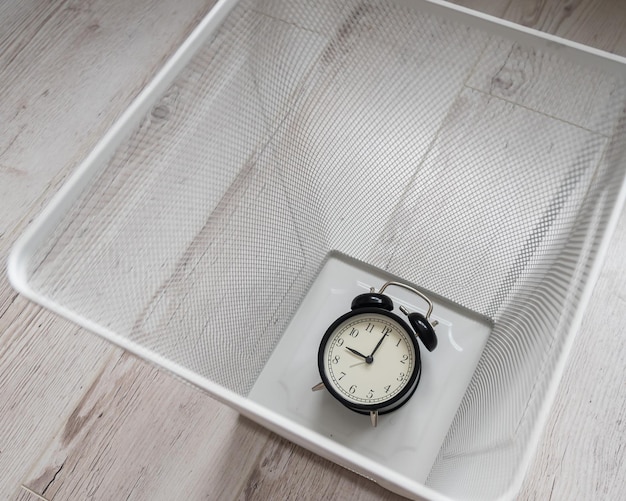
[8,0,626,499]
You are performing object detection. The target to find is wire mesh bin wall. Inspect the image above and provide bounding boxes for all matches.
[8,0,626,499]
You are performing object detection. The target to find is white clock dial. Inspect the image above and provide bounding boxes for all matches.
[322,313,416,407]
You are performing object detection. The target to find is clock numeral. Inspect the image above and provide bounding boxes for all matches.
[381,326,392,336]
[395,338,402,347]
[365,323,374,333]
[333,355,340,364]
[397,372,405,381]
[384,385,391,393]
[339,372,346,381]
[366,389,374,399]
[349,385,357,394]
[336,337,344,347]
[349,328,359,338]
[400,354,409,364]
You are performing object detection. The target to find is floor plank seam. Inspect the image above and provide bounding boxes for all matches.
[20,484,50,501]
[463,82,614,138]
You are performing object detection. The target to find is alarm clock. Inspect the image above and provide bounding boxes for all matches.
[312,281,438,427]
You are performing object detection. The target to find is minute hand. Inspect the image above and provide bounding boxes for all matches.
[369,333,388,359]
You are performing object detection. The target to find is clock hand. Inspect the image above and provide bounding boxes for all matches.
[346,347,367,359]
[350,361,367,368]
[369,333,388,359]
[346,347,373,364]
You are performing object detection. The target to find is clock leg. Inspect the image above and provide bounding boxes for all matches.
[370,410,378,427]
[311,382,326,392]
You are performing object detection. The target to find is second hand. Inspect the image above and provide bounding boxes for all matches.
[350,361,367,368]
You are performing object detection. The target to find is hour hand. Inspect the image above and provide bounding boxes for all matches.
[346,347,373,364]
[346,347,368,360]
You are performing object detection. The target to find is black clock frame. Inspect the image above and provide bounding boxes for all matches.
[317,302,422,415]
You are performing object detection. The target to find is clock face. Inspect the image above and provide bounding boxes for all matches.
[320,311,418,409]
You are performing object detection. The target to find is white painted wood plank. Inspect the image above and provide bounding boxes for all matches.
[11,485,45,501]
[20,351,274,500]
[504,0,626,55]
[0,0,219,496]
[234,435,404,501]
[466,37,625,134]
[0,293,116,497]
[0,0,217,239]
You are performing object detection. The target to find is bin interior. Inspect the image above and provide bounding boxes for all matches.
[17,0,626,499]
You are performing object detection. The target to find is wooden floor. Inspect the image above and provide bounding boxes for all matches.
[1,0,625,499]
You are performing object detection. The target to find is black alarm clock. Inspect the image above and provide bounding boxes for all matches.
[312,281,438,427]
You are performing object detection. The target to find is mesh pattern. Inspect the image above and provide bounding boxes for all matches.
[21,0,626,499]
